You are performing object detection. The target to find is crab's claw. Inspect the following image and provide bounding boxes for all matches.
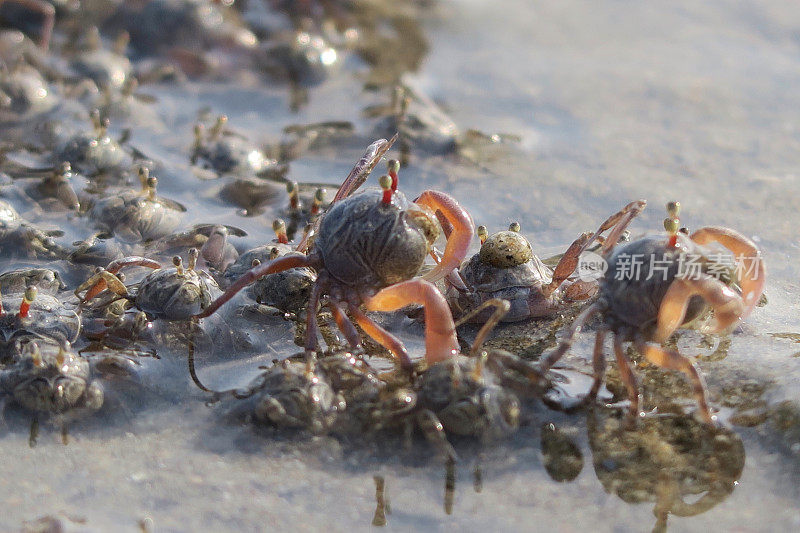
[414,190,474,284]
[690,226,766,319]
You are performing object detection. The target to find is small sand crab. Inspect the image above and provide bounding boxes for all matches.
[539,202,767,423]
[191,115,283,178]
[449,201,646,323]
[0,282,80,355]
[85,167,186,243]
[1,338,103,415]
[238,357,344,435]
[0,199,67,259]
[15,161,81,211]
[197,137,474,370]
[0,59,57,121]
[76,249,221,320]
[52,110,134,177]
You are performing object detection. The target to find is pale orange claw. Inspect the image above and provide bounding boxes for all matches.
[414,190,474,284]
[690,226,766,319]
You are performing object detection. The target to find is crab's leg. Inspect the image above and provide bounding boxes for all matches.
[417,410,458,462]
[364,279,459,365]
[614,335,642,419]
[348,304,412,370]
[587,329,608,401]
[196,254,317,318]
[538,303,600,372]
[654,274,744,344]
[414,191,474,284]
[690,226,766,318]
[453,298,510,357]
[599,200,647,256]
[634,337,713,424]
[328,300,363,353]
[304,278,324,363]
[295,136,397,253]
[542,232,593,297]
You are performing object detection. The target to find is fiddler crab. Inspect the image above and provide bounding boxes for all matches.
[539,202,766,424]
[75,248,221,321]
[196,137,474,371]
[449,200,647,323]
[1,337,103,416]
[85,167,186,243]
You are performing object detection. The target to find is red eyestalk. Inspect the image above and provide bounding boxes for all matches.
[378,174,393,205]
[387,159,400,192]
[20,286,37,319]
[311,188,325,215]
[287,181,300,210]
[273,219,289,244]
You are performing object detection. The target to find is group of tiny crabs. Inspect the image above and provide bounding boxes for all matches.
[0,5,768,525]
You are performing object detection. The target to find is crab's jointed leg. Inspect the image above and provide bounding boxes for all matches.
[76,257,161,302]
[634,336,713,424]
[196,254,317,318]
[414,191,474,284]
[613,334,642,419]
[348,304,412,370]
[365,278,459,365]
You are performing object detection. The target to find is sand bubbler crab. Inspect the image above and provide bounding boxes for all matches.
[75,249,221,320]
[539,202,766,424]
[196,138,474,370]
[448,200,646,323]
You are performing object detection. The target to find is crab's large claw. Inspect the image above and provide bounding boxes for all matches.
[365,279,459,365]
[76,257,161,303]
[414,191,474,284]
[690,226,766,319]
[655,274,745,343]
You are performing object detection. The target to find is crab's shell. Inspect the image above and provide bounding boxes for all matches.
[314,189,429,289]
[135,267,220,319]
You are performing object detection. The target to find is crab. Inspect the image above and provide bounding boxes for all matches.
[69,27,132,90]
[448,200,646,323]
[15,161,81,211]
[0,337,103,416]
[539,202,767,424]
[196,137,474,370]
[0,279,80,355]
[0,0,55,50]
[85,167,186,243]
[76,248,221,320]
[0,198,67,259]
[0,59,57,121]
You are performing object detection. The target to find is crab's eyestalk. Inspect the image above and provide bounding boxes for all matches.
[90,108,102,132]
[287,181,300,210]
[210,115,227,140]
[20,286,37,319]
[188,248,199,271]
[378,174,393,205]
[311,188,325,215]
[273,219,288,244]
[509,222,521,232]
[57,341,69,368]
[138,167,150,191]
[98,117,110,139]
[387,159,400,192]
[30,342,42,367]
[114,30,130,56]
[251,258,261,268]
[477,225,488,245]
[269,246,281,260]
[173,255,184,276]
[664,201,681,247]
[146,176,158,202]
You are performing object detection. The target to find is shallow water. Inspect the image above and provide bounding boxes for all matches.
[3,0,800,531]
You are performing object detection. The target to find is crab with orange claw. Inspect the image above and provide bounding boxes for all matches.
[538,202,767,424]
[76,249,222,321]
[448,200,647,324]
[195,137,474,371]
